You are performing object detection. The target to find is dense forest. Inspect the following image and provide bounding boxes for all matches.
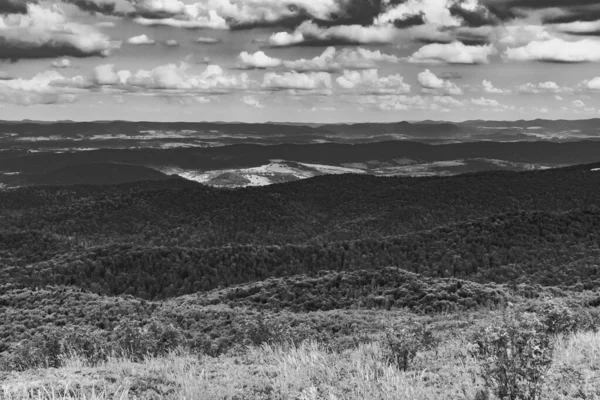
[3,162,600,360]
[2,165,600,299]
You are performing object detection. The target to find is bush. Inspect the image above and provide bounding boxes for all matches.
[525,300,599,336]
[383,322,437,371]
[0,319,183,371]
[111,318,182,361]
[470,310,554,400]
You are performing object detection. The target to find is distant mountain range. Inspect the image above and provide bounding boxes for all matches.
[2,119,600,187]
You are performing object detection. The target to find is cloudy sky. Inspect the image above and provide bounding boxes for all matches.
[2,0,600,122]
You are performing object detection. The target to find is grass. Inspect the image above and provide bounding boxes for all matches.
[2,330,599,400]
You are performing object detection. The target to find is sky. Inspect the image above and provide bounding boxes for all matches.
[2,0,600,122]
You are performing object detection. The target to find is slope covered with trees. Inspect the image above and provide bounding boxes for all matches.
[2,164,600,300]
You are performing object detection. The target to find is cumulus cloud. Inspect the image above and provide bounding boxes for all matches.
[0,69,87,105]
[52,58,72,68]
[336,69,411,94]
[497,25,552,48]
[262,71,332,91]
[482,79,507,94]
[127,0,360,30]
[242,95,264,108]
[93,62,253,93]
[432,95,464,107]
[471,97,500,107]
[376,0,461,27]
[408,41,496,64]
[195,36,220,44]
[127,34,156,45]
[573,99,586,108]
[518,81,566,93]
[165,39,179,46]
[373,94,427,111]
[269,21,397,47]
[0,4,113,60]
[580,77,600,90]
[126,0,387,31]
[283,46,399,72]
[504,38,600,63]
[553,20,600,36]
[238,51,282,69]
[417,69,463,95]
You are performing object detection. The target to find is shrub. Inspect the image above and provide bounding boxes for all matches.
[383,322,437,371]
[470,310,554,400]
[111,318,182,361]
[0,319,183,371]
[526,300,598,336]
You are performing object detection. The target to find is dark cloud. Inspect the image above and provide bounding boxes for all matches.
[0,41,107,62]
[312,0,384,27]
[415,29,491,46]
[449,3,500,27]
[393,13,426,29]
[0,0,31,14]
[229,15,308,31]
[541,5,600,24]
[479,0,600,23]
[67,0,117,15]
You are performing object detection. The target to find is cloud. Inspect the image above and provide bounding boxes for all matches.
[336,69,411,94]
[432,95,464,107]
[504,38,600,63]
[195,36,220,44]
[553,20,600,36]
[355,94,425,111]
[66,0,119,16]
[393,13,426,29]
[165,39,179,46]
[573,99,586,107]
[471,97,500,107]
[52,58,72,68]
[497,25,552,47]
[242,95,264,108]
[581,77,600,90]
[126,0,388,31]
[127,34,156,45]
[0,0,29,14]
[93,62,253,93]
[482,79,507,94]
[0,69,87,105]
[408,41,496,64]
[0,4,113,60]
[417,69,463,95]
[517,81,566,93]
[262,71,332,90]
[376,0,461,27]
[449,1,501,27]
[133,14,228,29]
[238,51,282,69]
[283,46,399,72]
[269,21,397,47]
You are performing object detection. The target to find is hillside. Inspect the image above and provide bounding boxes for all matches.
[3,159,600,400]
[28,162,173,186]
[2,165,600,300]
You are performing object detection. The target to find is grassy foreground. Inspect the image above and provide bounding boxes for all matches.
[1,329,599,400]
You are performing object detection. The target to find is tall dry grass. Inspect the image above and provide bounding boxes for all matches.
[2,331,599,400]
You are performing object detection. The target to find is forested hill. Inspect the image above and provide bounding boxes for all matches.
[2,163,600,300]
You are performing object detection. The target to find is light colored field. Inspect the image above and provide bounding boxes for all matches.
[2,331,599,400]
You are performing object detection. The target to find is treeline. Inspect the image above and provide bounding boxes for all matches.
[2,165,600,250]
[3,209,600,299]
